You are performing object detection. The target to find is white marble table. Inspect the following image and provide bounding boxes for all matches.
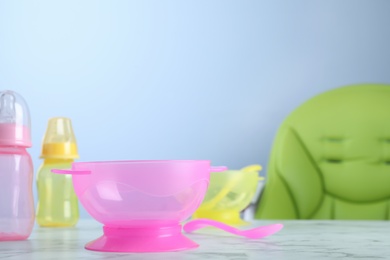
[0,220,389,260]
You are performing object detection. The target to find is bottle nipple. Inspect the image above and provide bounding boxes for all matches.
[0,90,31,147]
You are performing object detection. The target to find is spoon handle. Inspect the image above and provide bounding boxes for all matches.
[183,219,283,239]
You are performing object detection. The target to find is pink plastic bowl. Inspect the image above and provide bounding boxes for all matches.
[53,160,226,253]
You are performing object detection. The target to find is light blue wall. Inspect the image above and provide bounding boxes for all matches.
[1,1,390,218]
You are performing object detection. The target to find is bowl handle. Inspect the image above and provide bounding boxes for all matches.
[51,169,91,175]
[210,166,228,172]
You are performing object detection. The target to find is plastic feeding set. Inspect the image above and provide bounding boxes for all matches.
[0,90,282,253]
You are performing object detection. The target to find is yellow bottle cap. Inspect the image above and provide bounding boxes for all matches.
[40,117,79,159]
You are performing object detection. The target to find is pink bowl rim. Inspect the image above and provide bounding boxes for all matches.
[72,160,211,166]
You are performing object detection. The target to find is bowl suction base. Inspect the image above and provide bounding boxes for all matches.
[85,224,198,253]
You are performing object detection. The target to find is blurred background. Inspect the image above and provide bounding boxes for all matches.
[1,0,390,218]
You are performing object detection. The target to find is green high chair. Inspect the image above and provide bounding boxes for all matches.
[255,84,390,220]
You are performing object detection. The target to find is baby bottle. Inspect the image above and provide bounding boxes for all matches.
[36,117,79,227]
[0,90,34,241]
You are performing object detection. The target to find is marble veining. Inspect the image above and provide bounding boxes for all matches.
[0,220,389,259]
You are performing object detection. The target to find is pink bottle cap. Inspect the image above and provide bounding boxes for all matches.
[0,90,31,147]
